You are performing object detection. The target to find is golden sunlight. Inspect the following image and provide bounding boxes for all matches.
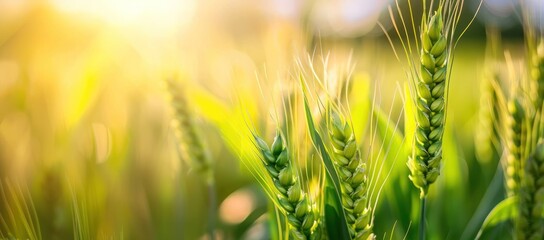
[51,0,196,33]
[0,0,535,239]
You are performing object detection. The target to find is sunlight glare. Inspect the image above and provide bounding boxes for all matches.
[51,0,196,33]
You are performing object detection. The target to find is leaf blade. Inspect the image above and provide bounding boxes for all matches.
[302,87,351,240]
[476,197,518,240]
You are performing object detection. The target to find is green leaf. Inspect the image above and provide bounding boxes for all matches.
[267,204,281,240]
[323,173,350,240]
[422,118,469,239]
[190,86,283,212]
[301,86,351,240]
[372,103,415,235]
[372,104,409,198]
[476,197,518,240]
[0,182,42,240]
[373,105,407,175]
[459,165,505,240]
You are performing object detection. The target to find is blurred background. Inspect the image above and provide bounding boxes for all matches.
[0,0,540,239]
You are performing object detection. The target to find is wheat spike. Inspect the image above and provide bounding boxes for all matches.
[328,111,374,240]
[167,79,213,183]
[167,79,217,239]
[476,69,502,164]
[254,131,317,240]
[408,9,447,197]
[517,142,544,240]
[531,40,544,109]
[505,97,527,197]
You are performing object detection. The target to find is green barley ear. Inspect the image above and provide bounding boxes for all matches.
[328,111,374,240]
[505,97,527,197]
[167,79,213,183]
[517,142,544,240]
[408,9,447,198]
[253,131,317,239]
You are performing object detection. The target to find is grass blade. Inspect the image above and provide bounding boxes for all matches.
[476,197,518,240]
[302,91,350,239]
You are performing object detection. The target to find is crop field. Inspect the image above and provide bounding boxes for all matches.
[0,0,542,239]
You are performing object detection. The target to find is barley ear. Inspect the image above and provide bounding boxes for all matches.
[328,111,374,240]
[254,131,317,239]
[517,142,544,240]
[408,10,447,198]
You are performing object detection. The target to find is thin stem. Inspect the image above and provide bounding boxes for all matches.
[207,180,216,240]
[419,197,427,240]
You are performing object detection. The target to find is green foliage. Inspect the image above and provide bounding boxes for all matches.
[0,182,41,240]
[0,1,537,240]
[302,92,351,240]
[477,197,518,240]
[517,143,544,240]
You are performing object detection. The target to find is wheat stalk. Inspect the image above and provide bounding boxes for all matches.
[476,26,503,165]
[516,6,544,238]
[167,79,213,182]
[387,0,478,238]
[166,79,216,239]
[517,142,544,240]
[254,131,317,240]
[408,9,447,198]
[504,97,527,197]
[475,69,502,164]
[530,40,544,109]
[328,111,374,240]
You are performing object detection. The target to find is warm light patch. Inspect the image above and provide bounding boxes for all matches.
[308,178,322,203]
[219,188,256,224]
[92,123,111,164]
[50,0,196,34]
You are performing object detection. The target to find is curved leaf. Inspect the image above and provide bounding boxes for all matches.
[302,88,351,240]
[476,197,518,240]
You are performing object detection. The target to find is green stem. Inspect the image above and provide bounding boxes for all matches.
[419,197,427,240]
[207,181,216,240]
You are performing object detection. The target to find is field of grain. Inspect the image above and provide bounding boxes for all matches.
[0,0,542,239]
